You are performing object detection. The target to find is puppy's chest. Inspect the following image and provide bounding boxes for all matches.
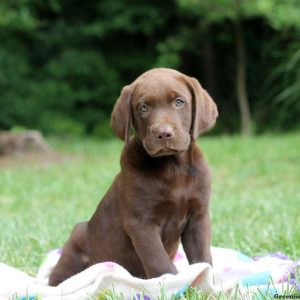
[152,176,199,232]
[136,164,203,234]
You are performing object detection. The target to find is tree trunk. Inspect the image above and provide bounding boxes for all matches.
[201,27,218,100]
[235,0,252,135]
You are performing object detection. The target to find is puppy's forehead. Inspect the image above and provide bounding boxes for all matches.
[134,70,190,100]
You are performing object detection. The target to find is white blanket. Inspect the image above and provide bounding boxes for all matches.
[1,245,297,299]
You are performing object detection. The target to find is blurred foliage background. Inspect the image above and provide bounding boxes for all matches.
[0,0,299,136]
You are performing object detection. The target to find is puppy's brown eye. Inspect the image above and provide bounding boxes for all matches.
[140,103,148,112]
[175,98,184,107]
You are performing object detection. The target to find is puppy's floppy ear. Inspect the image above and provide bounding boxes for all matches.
[184,76,218,140]
[110,85,134,145]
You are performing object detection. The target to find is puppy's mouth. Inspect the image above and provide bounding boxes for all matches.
[142,136,190,157]
[151,148,181,157]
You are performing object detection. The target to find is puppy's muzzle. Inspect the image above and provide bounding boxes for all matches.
[143,122,190,157]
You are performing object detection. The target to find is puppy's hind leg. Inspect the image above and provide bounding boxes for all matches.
[48,222,90,286]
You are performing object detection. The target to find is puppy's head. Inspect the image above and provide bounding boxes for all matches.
[111,68,218,157]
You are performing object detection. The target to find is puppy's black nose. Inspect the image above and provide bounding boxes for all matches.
[151,125,174,139]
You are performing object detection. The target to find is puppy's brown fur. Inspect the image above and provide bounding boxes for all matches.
[49,68,218,286]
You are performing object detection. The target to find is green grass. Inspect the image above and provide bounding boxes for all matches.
[0,133,299,298]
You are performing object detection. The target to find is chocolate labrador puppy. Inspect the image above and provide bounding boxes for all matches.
[49,68,218,286]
